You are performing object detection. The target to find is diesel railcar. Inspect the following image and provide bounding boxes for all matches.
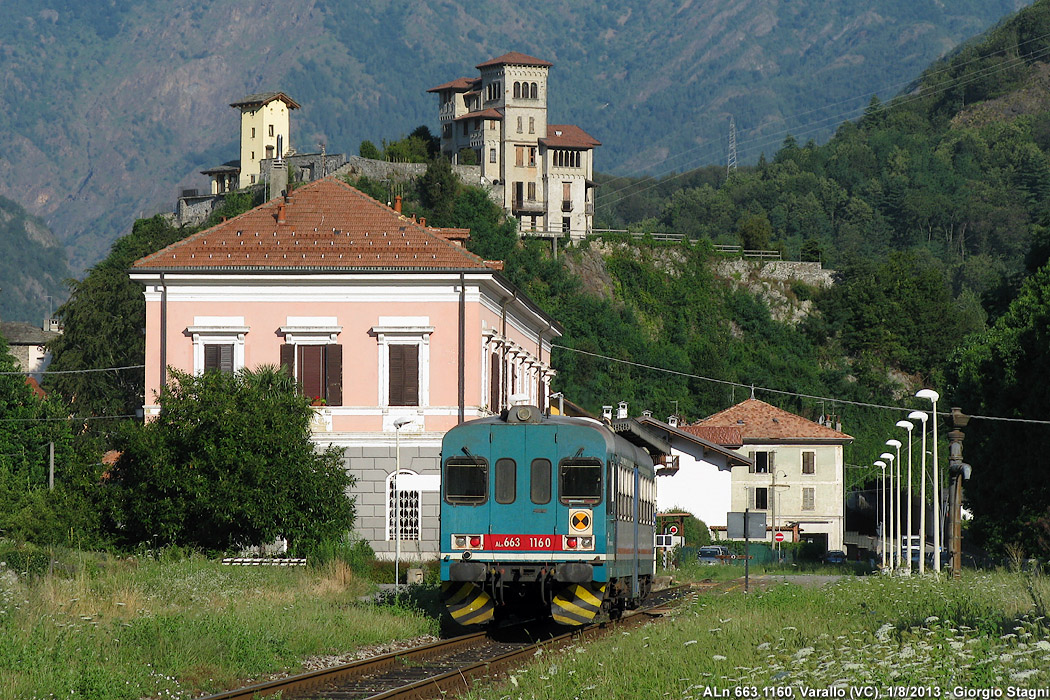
[439,404,658,626]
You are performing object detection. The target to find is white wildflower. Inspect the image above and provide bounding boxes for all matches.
[1011,670,1039,682]
[685,640,698,646]
[712,655,727,661]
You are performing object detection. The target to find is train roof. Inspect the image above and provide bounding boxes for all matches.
[447,407,664,467]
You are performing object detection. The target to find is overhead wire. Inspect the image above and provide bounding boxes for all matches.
[551,343,1050,425]
[0,364,145,376]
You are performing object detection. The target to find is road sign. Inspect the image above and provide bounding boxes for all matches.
[727,511,767,539]
[774,532,785,543]
[667,525,679,535]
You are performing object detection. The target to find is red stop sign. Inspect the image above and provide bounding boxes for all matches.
[774,532,785,542]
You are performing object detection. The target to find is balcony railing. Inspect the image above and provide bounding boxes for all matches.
[513,199,546,214]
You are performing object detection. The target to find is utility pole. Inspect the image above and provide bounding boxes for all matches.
[947,407,971,580]
[727,116,737,178]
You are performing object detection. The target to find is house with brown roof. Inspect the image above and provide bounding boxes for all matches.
[428,52,599,238]
[130,176,561,559]
[693,398,853,552]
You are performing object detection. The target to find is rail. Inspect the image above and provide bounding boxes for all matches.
[519,227,782,258]
[198,583,700,700]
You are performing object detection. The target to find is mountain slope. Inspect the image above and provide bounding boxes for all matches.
[0,0,1029,320]
[0,197,71,324]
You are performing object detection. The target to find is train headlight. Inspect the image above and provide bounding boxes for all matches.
[454,535,467,548]
[566,537,578,549]
[581,537,593,549]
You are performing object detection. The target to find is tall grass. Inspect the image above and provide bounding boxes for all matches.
[0,547,438,699]
[461,571,1050,699]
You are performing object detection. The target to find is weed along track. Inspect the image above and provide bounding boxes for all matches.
[199,584,696,700]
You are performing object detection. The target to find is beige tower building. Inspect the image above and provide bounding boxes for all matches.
[230,91,300,189]
[428,52,599,237]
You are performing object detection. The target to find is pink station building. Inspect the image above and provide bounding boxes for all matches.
[131,177,561,559]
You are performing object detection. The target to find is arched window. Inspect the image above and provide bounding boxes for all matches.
[514,82,520,99]
[387,470,421,541]
[531,82,538,99]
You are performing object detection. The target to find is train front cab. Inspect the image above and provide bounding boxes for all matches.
[440,405,657,626]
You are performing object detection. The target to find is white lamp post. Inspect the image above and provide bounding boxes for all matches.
[886,439,903,570]
[895,420,915,574]
[393,418,412,597]
[916,389,941,572]
[879,452,895,568]
[874,460,887,570]
[907,409,929,574]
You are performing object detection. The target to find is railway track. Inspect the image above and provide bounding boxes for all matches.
[198,582,713,700]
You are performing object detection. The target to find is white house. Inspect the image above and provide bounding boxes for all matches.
[692,398,853,551]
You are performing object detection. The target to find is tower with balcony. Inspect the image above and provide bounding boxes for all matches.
[428,53,599,238]
[231,91,300,189]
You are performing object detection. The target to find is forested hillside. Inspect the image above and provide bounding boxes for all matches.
[0,0,1026,323]
[0,197,71,323]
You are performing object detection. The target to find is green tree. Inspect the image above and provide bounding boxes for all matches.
[418,157,460,227]
[107,366,353,554]
[950,262,1050,556]
[0,334,103,545]
[359,140,381,160]
[737,212,772,250]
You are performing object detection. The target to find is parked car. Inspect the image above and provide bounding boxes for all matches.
[698,545,728,565]
[824,549,847,564]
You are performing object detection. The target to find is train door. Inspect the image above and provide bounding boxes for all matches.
[487,425,558,555]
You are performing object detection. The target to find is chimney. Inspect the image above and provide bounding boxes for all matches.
[602,405,613,422]
[394,195,402,214]
[642,410,653,418]
[420,217,426,227]
[276,202,286,224]
[668,415,680,428]
[617,401,628,420]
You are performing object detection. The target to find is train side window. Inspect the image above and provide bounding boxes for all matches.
[530,458,551,504]
[444,456,488,504]
[559,457,603,505]
[495,458,517,504]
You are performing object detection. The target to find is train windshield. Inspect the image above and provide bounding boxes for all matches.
[559,457,603,504]
[444,456,488,504]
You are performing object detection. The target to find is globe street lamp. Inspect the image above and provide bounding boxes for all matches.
[916,389,941,573]
[880,452,896,568]
[874,460,888,570]
[886,439,903,570]
[895,419,915,574]
[907,409,930,574]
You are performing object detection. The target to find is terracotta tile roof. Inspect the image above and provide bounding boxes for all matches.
[132,178,497,272]
[229,91,300,110]
[476,52,553,69]
[678,424,744,448]
[453,108,504,122]
[539,124,601,149]
[426,77,480,93]
[694,398,853,442]
[25,376,46,399]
